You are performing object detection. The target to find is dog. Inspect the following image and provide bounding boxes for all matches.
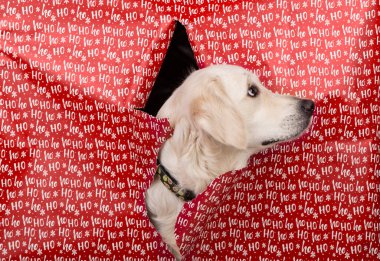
[145,64,314,259]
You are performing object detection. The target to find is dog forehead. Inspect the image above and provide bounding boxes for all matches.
[187,65,264,100]
[218,66,261,88]
[215,66,261,98]
[211,65,248,84]
[215,64,250,78]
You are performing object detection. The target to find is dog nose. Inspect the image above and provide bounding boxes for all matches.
[300,99,315,116]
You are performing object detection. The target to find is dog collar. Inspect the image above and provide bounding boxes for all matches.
[156,160,196,202]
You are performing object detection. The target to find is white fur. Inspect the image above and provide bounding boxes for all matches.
[145,65,313,259]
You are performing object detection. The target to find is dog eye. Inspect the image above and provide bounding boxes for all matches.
[248,85,259,97]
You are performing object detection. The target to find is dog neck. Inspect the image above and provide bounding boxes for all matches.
[159,122,255,196]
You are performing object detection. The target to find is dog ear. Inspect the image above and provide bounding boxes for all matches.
[191,77,248,150]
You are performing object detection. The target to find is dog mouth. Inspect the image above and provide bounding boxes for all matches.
[262,138,282,146]
[261,134,298,146]
[261,131,304,146]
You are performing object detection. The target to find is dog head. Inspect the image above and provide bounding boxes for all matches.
[158,65,314,151]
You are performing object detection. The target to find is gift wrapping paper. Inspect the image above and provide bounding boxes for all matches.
[0,0,379,260]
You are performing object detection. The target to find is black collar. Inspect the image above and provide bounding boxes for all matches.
[156,160,196,202]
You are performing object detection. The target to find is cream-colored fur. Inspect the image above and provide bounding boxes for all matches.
[145,65,314,259]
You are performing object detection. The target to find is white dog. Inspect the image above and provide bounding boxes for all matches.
[145,65,314,259]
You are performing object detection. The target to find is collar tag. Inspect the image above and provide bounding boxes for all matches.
[156,162,196,202]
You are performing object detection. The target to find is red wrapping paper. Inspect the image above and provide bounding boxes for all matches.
[0,1,379,260]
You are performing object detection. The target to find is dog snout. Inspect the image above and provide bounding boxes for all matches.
[299,99,315,116]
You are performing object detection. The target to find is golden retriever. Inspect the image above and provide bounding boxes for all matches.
[145,65,314,259]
